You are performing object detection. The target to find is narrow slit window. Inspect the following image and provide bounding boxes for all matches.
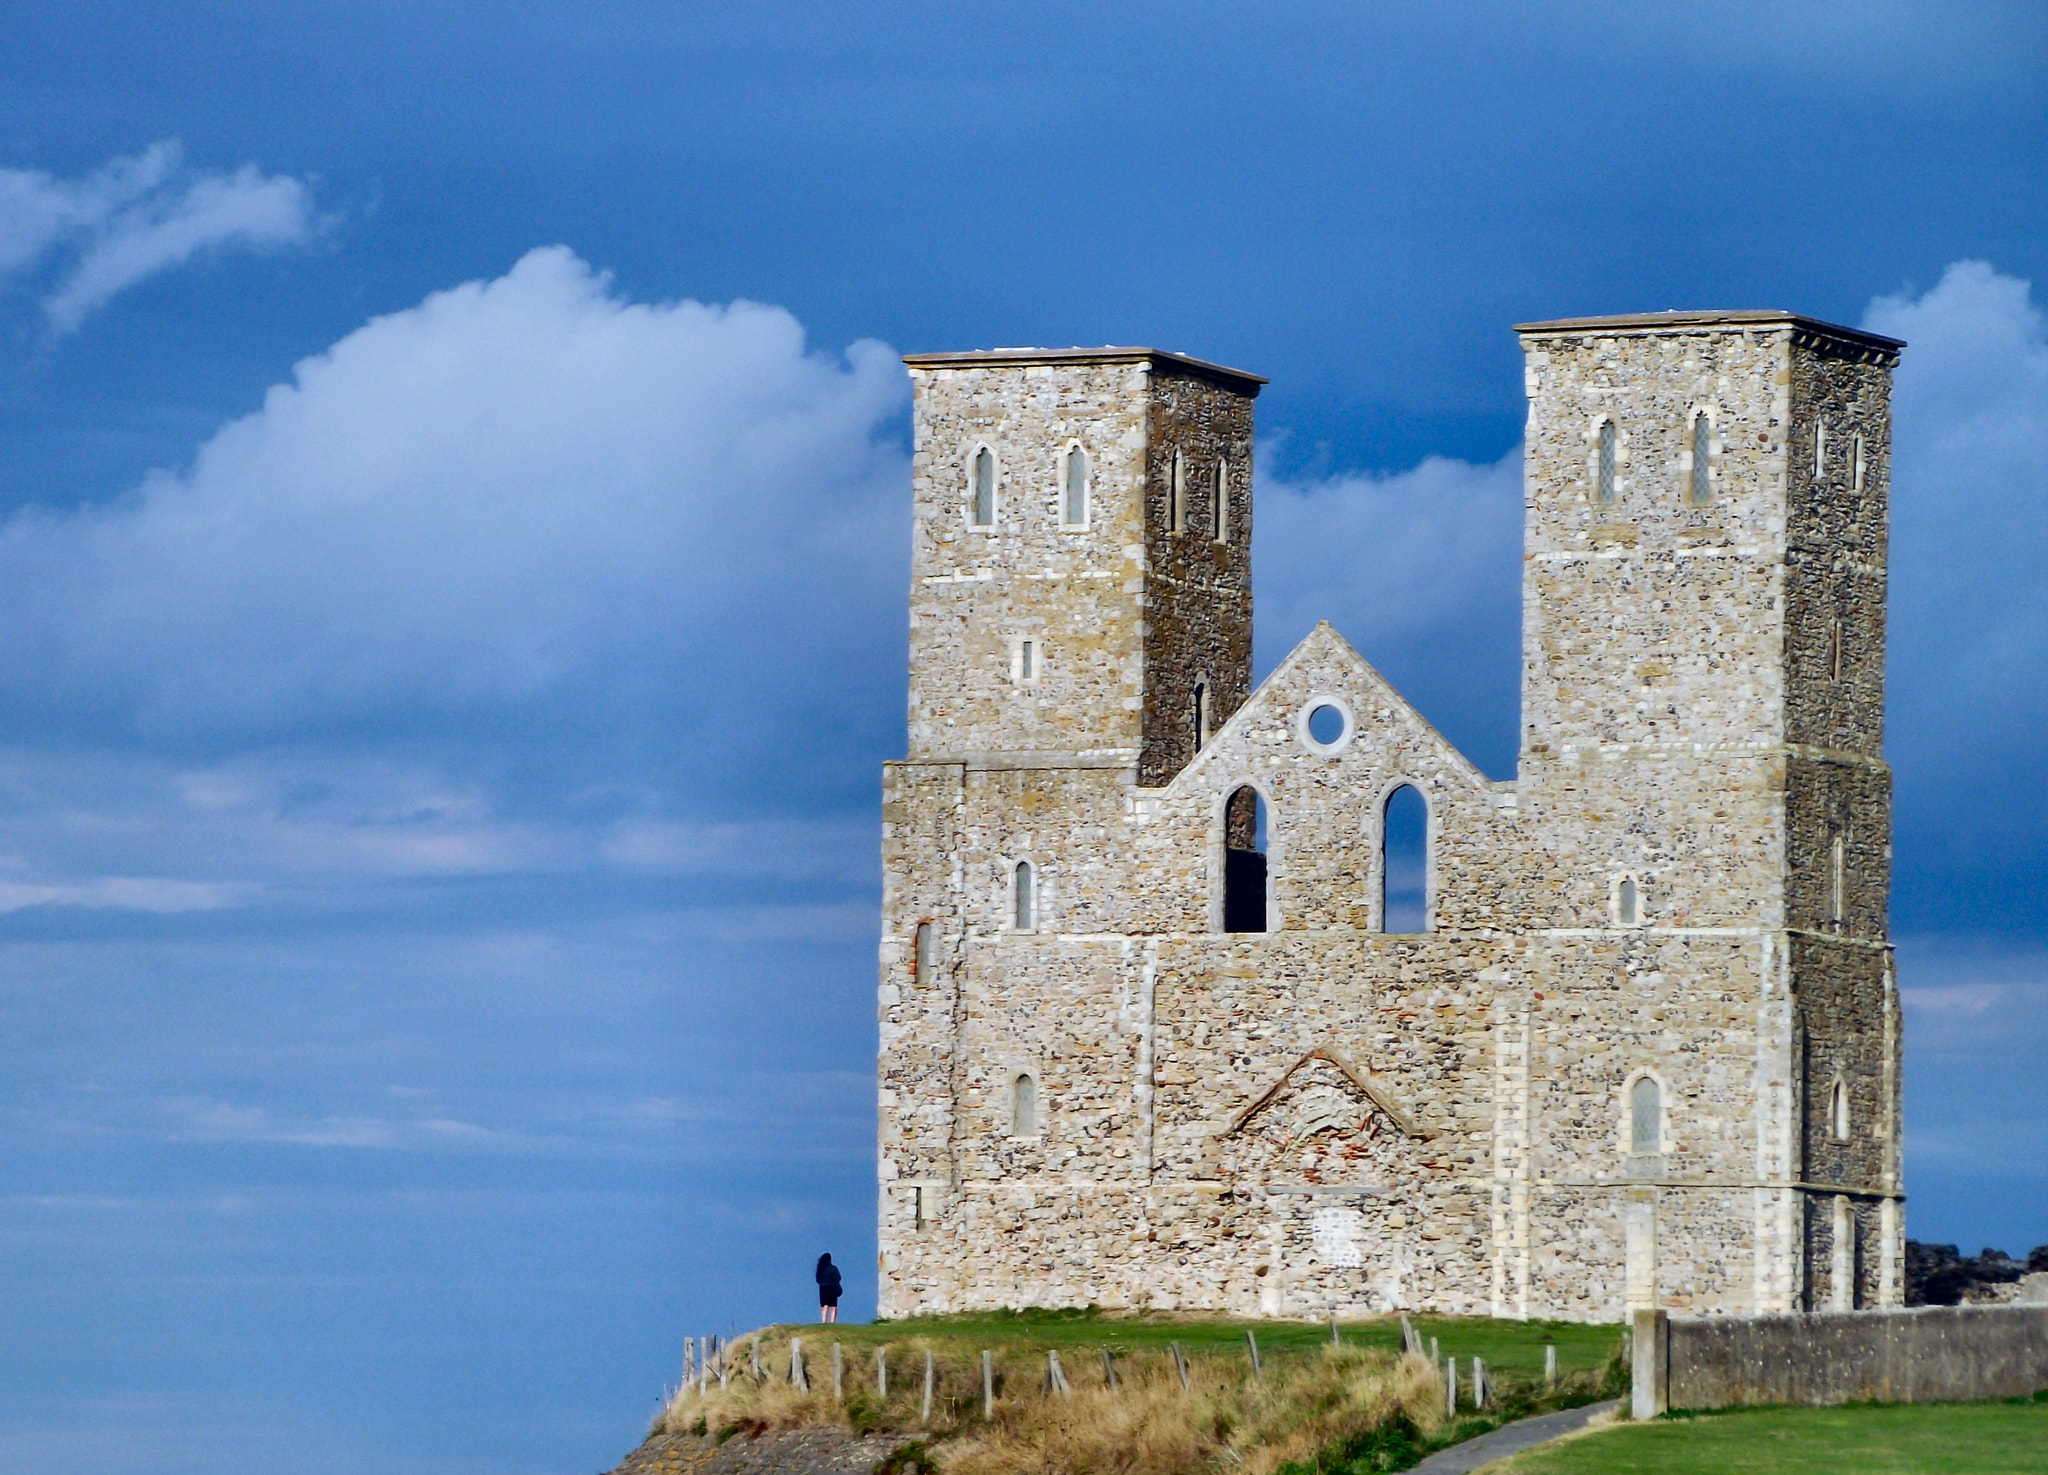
[1213,459,1228,541]
[1064,445,1088,526]
[1169,450,1185,534]
[1012,1073,1037,1136]
[913,1184,926,1229]
[1630,1076,1661,1155]
[1814,418,1829,479]
[1019,640,1036,681]
[1618,875,1640,926]
[1597,420,1617,504]
[1223,786,1267,933]
[1829,834,1845,926]
[1851,433,1866,492]
[1013,861,1035,931]
[1381,785,1429,933]
[1689,413,1713,507]
[913,921,932,984]
[1829,619,1843,683]
[1193,682,1209,752]
[971,447,995,527]
[1830,1079,1851,1140]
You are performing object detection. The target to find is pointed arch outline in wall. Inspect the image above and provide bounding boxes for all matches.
[1685,407,1717,508]
[1611,871,1644,927]
[1213,457,1229,541]
[1222,1047,1433,1142]
[1594,416,1619,505]
[1217,782,1271,935]
[1169,448,1186,534]
[1010,859,1038,932]
[1850,432,1867,492]
[1295,694,1355,757]
[1827,1075,1851,1141]
[1814,416,1830,480]
[1192,675,1212,753]
[1377,780,1431,934]
[969,443,998,528]
[1622,1067,1668,1159]
[1060,440,1090,528]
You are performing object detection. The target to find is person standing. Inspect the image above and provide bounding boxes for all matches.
[815,1252,842,1323]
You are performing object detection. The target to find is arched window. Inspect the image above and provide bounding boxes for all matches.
[1063,444,1088,526]
[1169,450,1185,534]
[1814,418,1829,479]
[1213,458,1229,541]
[1597,420,1617,504]
[1381,784,1429,932]
[913,920,932,984]
[1193,681,1209,752]
[1630,1076,1661,1155]
[1829,618,1843,683]
[1688,413,1713,507]
[971,447,996,527]
[1829,834,1845,927]
[1012,1073,1037,1136]
[1829,1078,1851,1140]
[1617,875,1640,926]
[1223,786,1267,933]
[1851,433,1866,492]
[1012,861,1036,931]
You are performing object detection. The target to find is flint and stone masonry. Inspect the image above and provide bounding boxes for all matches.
[877,316,1906,1322]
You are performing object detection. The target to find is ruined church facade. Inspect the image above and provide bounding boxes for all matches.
[875,312,1905,1323]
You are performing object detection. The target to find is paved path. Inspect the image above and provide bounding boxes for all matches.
[1409,1398,1622,1474]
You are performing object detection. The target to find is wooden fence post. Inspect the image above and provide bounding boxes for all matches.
[1171,1341,1189,1390]
[1545,1344,1557,1386]
[833,1342,844,1400]
[1446,1358,1456,1416]
[982,1350,994,1418]
[1246,1329,1262,1377]
[877,1345,888,1398]
[1101,1349,1119,1390]
[1047,1350,1070,1396]
[922,1351,934,1423]
[791,1338,807,1391]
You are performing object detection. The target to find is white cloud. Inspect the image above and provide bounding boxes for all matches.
[1864,263,2048,861]
[0,246,909,753]
[1254,448,1522,675]
[0,141,320,332]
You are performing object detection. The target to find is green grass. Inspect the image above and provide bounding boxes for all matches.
[1484,1398,2048,1474]
[763,1308,1621,1383]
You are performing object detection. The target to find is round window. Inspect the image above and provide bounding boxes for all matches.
[1297,698,1353,755]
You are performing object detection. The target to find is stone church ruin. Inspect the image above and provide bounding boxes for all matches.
[876,311,1904,1322]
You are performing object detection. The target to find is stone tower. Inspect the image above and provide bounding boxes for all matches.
[898,348,1263,784]
[1512,311,1904,1312]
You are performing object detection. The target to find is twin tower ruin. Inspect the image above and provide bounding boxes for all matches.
[876,311,1905,1322]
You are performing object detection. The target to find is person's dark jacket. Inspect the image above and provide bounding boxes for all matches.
[816,1255,842,1301]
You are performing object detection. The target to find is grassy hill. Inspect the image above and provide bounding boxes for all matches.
[648,1311,1624,1475]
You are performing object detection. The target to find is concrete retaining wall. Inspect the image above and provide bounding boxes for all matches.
[1632,1304,2048,1417]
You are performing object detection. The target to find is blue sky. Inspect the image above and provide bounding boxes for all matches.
[0,4,2043,1472]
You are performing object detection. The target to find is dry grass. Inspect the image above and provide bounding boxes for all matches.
[656,1332,1447,1475]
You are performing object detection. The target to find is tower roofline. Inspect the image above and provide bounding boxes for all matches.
[901,346,1267,395]
[1515,310,1903,362]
